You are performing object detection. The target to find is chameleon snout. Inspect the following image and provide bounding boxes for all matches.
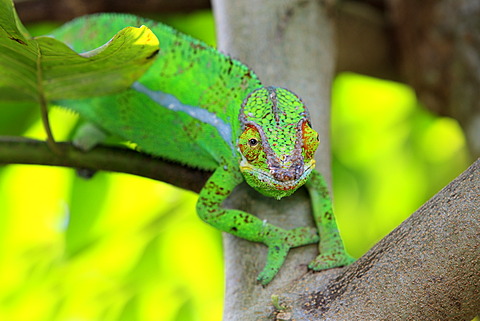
[270,160,305,182]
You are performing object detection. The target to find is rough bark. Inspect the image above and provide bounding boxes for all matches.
[212,0,337,320]
[290,159,480,320]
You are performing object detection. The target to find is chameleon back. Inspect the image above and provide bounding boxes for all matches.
[51,14,262,170]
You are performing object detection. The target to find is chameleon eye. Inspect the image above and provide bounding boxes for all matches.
[238,125,263,163]
[248,138,259,147]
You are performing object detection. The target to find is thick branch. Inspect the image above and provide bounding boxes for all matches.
[213,0,336,320]
[289,158,480,319]
[0,137,210,193]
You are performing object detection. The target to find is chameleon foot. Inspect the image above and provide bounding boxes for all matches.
[257,227,319,285]
[308,250,355,271]
[257,243,290,285]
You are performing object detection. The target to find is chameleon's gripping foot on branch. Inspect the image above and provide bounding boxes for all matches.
[257,227,319,285]
[307,249,355,271]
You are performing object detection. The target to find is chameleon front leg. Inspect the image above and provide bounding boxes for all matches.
[197,164,319,285]
[306,170,355,270]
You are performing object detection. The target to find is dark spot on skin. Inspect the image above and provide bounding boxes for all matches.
[146,49,159,60]
[226,60,234,74]
[190,42,206,50]
[324,210,333,221]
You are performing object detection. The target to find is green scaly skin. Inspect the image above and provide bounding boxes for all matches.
[306,171,355,270]
[51,13,353,285]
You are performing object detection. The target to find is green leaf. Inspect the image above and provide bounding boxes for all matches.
[0,0,159,104]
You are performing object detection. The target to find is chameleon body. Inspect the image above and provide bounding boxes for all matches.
[51,14,353,284]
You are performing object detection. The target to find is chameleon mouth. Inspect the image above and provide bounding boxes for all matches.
[240,159,316,194]
[258,165,313,190]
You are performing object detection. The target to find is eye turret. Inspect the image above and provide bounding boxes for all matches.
[302,122,319,161]
[238,125,263,163]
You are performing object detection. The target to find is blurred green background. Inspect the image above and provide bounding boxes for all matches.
[0,10,472,321]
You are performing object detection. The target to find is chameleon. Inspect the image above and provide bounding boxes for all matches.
[50,13,354,285]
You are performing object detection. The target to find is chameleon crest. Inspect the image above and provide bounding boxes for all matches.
[238,87,319,199]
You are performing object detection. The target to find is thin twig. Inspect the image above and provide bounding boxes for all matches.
[0,136,210,193]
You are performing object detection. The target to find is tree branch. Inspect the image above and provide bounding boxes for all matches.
[0,136,210,193]
[212,0,337,320]
[290,158,480,319]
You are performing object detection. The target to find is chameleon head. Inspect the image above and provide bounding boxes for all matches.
[237,86,320,200]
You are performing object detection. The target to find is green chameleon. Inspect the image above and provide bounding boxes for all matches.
[51,13,353,285]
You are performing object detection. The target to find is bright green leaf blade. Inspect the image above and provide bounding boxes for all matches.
[0,0,30,42]
[0,0,38,102]
[38,25,159,100]
[0,0,159,104]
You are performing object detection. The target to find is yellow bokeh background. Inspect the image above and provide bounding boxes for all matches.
[0,10,472,321]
